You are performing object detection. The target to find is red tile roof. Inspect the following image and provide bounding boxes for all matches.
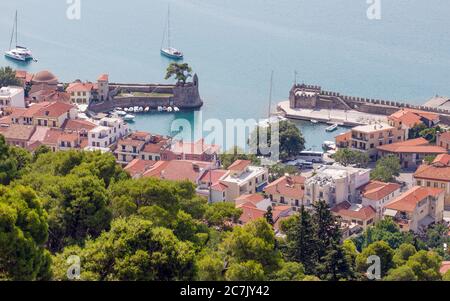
[98,74,109,82]
[414,154,450,182]
[235,194,266,206]
[237,203,266,225]
[331,201,376,221]
[264,175,306,199]
[385,186,444,213]
[171,139,220,156]
[389,110,423,128]
[377,138,446,154]
[142,140,168,154]
[198,169,228,184]
[66,82,95,93]
[34,101,76,118]
[211,182,228,192]
[124,159,157,177]
[143,160,212,182]
[359,181,401,201]
[228,160,251,171]
[1,124,36,141]
[441,261,450,275]
[63,119,97,132]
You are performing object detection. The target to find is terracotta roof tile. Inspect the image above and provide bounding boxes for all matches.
[228,160,251,171]
[264,175,306,199]
[360,181,401,201]
[124,159,157,177]
[385,186,444,213]
[414,155,450,182]
[34,101,76,118]
[331,201,376,221]
[143,160,212,182]
[66,82,95,93]
[377,138,446,154]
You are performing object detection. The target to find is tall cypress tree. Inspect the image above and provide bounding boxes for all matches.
[286,205,318,274]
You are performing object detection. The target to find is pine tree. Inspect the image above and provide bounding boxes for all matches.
[264,206,274,226]
[286,205,318,274]
[313,200,340,260]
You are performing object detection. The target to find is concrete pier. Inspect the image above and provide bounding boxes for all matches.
[278,100,388,126]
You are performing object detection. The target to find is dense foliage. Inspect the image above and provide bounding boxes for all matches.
[333,149,369,168]
[0,145,448,281]
[371,155,401,182]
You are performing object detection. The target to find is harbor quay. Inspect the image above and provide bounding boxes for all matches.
[277,100,387,126]
[286,83,450,126]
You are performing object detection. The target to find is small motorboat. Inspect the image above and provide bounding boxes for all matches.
[138,107,144,112]
[322,141,337,151]
[173,106,180,112]
[115,110,127,116]
[128,107,133,112]
[311,119,319,124]
[144,107,150,112]
[123,114,135,121]
[157,106,163,112]
[167,106,173,112]
[325,124,339,132]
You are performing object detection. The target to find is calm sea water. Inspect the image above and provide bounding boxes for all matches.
[1,0,450,150]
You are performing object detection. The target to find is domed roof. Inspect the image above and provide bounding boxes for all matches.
[32,70,58,85]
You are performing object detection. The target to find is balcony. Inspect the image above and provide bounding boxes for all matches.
[351,135,368,142]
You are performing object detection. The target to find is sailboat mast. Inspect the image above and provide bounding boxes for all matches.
[167,5,171,48]
[15,11,18,47]
[268,70,274,119]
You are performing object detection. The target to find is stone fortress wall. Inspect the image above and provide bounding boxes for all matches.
[88,74,203,112]
[289,84,450,125]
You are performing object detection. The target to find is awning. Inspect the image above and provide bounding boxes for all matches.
[384,209,398,217]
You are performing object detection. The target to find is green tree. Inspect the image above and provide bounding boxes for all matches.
[268,163,298,182]
[443,270,450,281]
[250,120,305,161]
[219,146,261,169]
[264,206,274,226]
[384,265,418,281]
[32,145,51,162]
[225,260,265,281]
[0,135,19,185]
[282,206,317,274]
[333,148,369,168]
[406,250,442,281]
[52,217,196,281]
[356,241,395,278]
[204,202,242,230]
[317,244,354,281]
[219,219,282,276]
[0,66,21,87]
[423,155,437,165]
[0,185,51,280]
[353,218,416,251]
[393,243,417,267]
[196,253,225,281]
[165,63,192,85]
[270,261,305,281]
[45,174,112,252]
[371,155,401,182]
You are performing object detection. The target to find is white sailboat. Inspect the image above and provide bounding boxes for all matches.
[160,5,183,60]
[5,11,34,62]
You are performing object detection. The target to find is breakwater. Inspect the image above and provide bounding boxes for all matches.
[88,74,203,113]
[289,84,450,124]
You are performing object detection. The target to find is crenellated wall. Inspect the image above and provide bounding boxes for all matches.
[289,83,450,123]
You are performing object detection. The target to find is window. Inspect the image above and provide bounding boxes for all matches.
[280,196,285,204]
[142,155,145,160]
[417,180,422,186]
[426,182,431,187]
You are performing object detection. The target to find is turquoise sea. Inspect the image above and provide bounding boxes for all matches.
[1,0,450,150]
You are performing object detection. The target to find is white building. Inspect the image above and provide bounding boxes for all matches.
[220,160,269,202]
[304,165,370,208]
[87,116,129,150]
[0,86,25,110]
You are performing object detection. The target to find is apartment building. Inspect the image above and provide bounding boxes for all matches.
[304,165,370,208]
[414,154,450,208]
[264,175,306,210]
[348,122,404,160]
[384,186,445,233]
[0,86,25,110]
[359,180,402,220]
[377,138,447,169]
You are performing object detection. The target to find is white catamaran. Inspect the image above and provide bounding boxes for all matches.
[160,5,183,60]
[5,11,34,62]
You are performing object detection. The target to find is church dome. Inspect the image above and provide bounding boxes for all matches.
[32,70,58,85]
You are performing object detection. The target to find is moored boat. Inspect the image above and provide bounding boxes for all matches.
[325,124,338,132]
